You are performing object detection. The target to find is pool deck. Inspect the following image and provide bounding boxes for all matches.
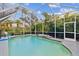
[0,40,8,56]
[62,40,79,56]
[0,34,79,56]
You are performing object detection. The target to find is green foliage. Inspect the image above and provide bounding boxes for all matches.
[76,15,79,33]
[36,23,42,32]
[56,18,64,32]
[0,18,31,35]
[1,11,79,35]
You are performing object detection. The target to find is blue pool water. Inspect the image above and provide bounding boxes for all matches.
[8,35,71,56]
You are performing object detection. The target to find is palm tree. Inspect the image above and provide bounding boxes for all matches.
[42,12,52,32]
[15,20,21,28]
[15,20,22,34]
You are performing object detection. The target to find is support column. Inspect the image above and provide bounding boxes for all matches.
[64,17,65,39]
[35,20,36,35]
[55,17,56,39]
[74,16,76,41]
[30,18,31,35]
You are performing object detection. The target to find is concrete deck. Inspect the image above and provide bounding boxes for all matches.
[0,40,8,56]
[62,40,79,56]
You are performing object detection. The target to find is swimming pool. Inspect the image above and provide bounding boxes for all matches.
[8,35,71,56]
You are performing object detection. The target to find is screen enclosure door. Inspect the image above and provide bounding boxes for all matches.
[64,22,76,41]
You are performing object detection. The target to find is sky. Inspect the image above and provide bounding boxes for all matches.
[0,3,79,20]
[20,3,79,13]
[19,3,79,20]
